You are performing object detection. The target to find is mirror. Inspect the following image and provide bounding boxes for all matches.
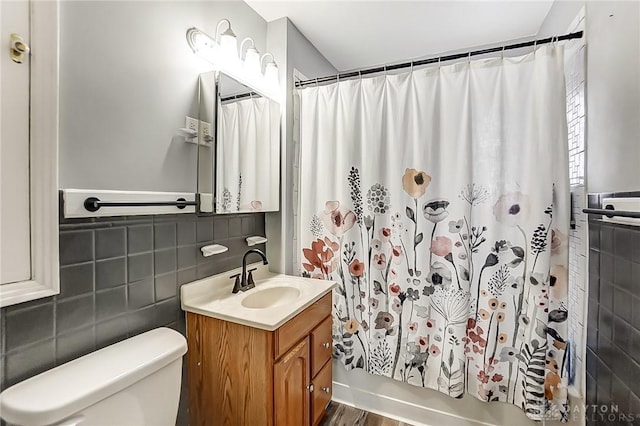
[198,71,280,213]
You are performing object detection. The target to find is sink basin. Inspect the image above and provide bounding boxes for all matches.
[181,265,336,330]
[241,286,301,309]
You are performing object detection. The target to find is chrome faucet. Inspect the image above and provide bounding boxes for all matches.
[231,249,268,293]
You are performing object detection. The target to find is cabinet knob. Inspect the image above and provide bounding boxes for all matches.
[307,384,314,393]
[322,386,331,393]
[322,342,330,349]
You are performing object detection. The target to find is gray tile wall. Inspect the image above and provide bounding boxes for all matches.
[586,193,640,426]
[0,212,266,425]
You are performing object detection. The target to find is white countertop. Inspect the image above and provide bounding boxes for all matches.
[180,263,336,331]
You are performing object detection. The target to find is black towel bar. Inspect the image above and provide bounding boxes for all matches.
[84,197,196,212]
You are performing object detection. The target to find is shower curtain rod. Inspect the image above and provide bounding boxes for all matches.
[295,31,583,88]
[220,91,261,102]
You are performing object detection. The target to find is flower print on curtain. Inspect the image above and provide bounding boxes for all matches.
[297,45,571,421]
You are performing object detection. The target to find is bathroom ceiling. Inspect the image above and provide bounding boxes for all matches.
[245,0,556,71]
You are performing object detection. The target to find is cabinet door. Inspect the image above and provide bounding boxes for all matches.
[274,337,310,426]
[310,316,332,377]
[311,360,332,426]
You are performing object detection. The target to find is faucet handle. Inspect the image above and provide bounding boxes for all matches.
[230,273,241,293]
[246,268,258,290]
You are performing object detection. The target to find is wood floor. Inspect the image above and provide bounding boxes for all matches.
[319,402,413,426]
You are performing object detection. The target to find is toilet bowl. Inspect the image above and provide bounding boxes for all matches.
[0,327,187,426]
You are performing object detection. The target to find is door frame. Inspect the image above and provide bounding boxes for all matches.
[0,0,59,307]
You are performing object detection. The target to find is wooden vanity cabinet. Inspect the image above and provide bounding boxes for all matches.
[186,292,333,426]
[274,337,310,426]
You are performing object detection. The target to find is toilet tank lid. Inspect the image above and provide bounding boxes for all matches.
[0,327,187,426]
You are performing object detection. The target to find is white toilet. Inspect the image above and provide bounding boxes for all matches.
[0,327,187,426]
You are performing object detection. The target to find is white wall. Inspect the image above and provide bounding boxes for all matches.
[539,0,640,193]
[59,1,268,192]
[585,1,640,193]
[266,17,336,274]
[537,0,584,38]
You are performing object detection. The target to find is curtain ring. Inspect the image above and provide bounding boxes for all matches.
[533,39,537,55]
[358,70,362,80]
[501,45,505,60]
[468,51,471,64]
[336,73,340,83]
[410,61,414,73]
[384,65,387,75]
[438,56,441,69]
[315,77,318,87]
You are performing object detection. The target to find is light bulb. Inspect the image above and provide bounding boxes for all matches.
[244,47,261,76]
[219,28,238,62]
[264,61,279,90]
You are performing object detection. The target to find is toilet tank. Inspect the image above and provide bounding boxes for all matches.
[0,327,187,426]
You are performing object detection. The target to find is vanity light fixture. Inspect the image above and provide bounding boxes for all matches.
[186,23,280,97]
[186,27,216,62]
[241,37,261,77]
[215,19,238,63]
[261,53,279,90]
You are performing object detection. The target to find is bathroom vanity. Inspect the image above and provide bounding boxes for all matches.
[181,266,335,426]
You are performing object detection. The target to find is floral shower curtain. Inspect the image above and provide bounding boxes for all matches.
[297,45,570,421]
